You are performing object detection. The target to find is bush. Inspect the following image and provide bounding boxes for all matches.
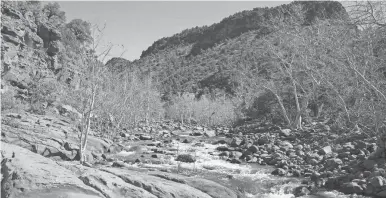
[176,154,196,163]
[166,93,237,127]
[1,90,25,112]
[27,79,60,115]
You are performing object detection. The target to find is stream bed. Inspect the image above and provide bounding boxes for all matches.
[118,137,354,198]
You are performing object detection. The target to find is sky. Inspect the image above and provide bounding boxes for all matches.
[58,1,291,61]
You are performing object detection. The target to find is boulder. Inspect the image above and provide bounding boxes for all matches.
[294,145,303,150]
[219,151,229,157]
[257,136,270,145]
[1,112,110,162]
[112,161,126,168]
[140,134,153,140]
[230,137,242,147]
[183,139,192,143]
[363,159,377,170]
[340,182,363,194]
[293,186,310,197]
[214,139,228,145]
[280,129,291,137]
[190,131,203,136]
[279,141,293,151]
[204,130,216,137]
[230,158,242,164]
[318,146,332,155]
[369,176,386,188]
[176,154,196,163]
[216,146,229,151]
[247,145,259,153]
[272,168,287,176]
[377,190,386,197]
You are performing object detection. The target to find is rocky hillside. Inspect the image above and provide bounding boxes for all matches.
[107,1,351,96]
[1,2,81,94]
[140,1,348,58]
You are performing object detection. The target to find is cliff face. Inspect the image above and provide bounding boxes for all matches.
[1,2,81,97]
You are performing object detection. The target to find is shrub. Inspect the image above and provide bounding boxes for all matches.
[176,154,196,163]
[27,79,60,115]
[1,89,26,112]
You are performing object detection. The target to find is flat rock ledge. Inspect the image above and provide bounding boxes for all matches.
[1,142,237,198]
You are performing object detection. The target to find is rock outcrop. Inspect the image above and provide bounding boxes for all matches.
[1,112,110,162]
[1,2,80,97]
[1,142,103,198]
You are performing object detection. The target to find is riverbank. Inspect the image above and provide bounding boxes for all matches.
[1,111,385,197]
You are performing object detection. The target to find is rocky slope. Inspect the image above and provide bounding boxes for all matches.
[1,2,81,101]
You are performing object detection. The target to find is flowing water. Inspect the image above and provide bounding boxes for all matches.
[119,135,352,198]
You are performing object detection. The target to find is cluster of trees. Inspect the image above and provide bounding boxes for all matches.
[109,1,385,134]
[165,93,237,127]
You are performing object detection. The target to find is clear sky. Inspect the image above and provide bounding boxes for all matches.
[58,1,291,61]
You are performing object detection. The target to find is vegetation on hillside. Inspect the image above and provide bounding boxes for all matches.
[2,1,385,139]
[106,1,385,134]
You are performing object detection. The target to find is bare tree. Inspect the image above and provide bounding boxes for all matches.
[76,23,124,164]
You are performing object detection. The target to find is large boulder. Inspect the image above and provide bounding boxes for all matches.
[363,159,377,170]
[340,182,364,194]
[176,154,196,163]
[204,130,216,138]
[318,146,332,155]
[57,104,82,119]
[230,137,242,147]
[1,142,103,198]
[1,112,110,162]
[279,129,291,137]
